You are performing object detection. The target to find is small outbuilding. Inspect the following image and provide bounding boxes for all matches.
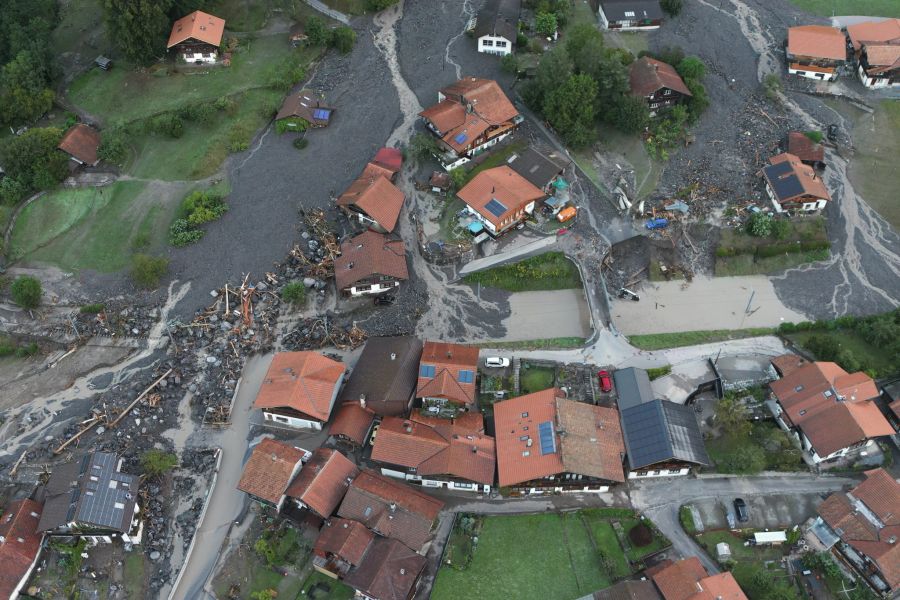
[58,124,101,167]
[276,89,334,130]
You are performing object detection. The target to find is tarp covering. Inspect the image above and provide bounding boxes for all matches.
[467,221,484,233]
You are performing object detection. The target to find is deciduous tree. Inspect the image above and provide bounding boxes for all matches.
[102,0,173,64]
[544,74,597,148]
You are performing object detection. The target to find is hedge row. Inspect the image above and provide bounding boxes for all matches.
[716,239,829,259]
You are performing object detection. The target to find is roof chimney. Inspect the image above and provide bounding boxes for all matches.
[271,454,278,461]
[359,394,367,408]
[404,421,413,433]
[390,352,397,360]
[389,501,396,513]
[472,446,478,453]
[400,568,406,575]
[889,536,897,545]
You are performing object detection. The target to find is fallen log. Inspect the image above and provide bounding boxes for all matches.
[109,368,174,428]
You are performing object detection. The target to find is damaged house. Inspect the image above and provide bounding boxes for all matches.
[334,230,408,297]
[286,447,359,518]
[275,89,335,129]
[252,351,346,430]
[237,437,309,512]
[336,171,405,233]
[761,152,831,214]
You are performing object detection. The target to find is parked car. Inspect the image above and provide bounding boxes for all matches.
[557,206,577,223]
[597,370,612,393]
[373,294,395,306]
[484,356,510,368]
[645,217,669,230]
[734,498,749,523]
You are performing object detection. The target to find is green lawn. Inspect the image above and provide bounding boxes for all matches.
[519,365,556,394]
[8,182,176,272]
[463,252,582,292]
[123,552,146,598]
[208,0,273,31]
[787,330,893,376]
[696,531,799,600]
[715,217,830,276]
[463,141,528,185]
[432,512,629,600]
[789,0,900,17]
[628,328,775,350]
[52,0,108,59]
[438,197,467,242]
[299,572,354,600]
[69,36,308,123]
[479,337,587,350]
[706,421,805,474]
[129,88,283,180]
[322,0,368,15]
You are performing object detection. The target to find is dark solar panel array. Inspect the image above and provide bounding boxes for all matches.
[484,198,507,218]
[771,174,804,200]
[620,402,672,469]
[75,452,138,531]
[538,421,556,455]
[313,108,331,120]
[660,402,711,466]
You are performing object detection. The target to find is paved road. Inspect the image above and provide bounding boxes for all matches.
[458,235,559,276]
[630,474,857,574]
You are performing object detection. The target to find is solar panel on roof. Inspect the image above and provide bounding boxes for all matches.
[454,132,468,144]
[313,108,331,120]
[484,198,507,218]
[771,174,805,201]
[538,421,556,455]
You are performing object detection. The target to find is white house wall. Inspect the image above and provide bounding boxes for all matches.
[788,66,837,81]
[182,52,217,64]
[628,467,691,479]
[478,35,512,56]
[263,410,323,430]
[379,467,489,493]
[348,281,400,297]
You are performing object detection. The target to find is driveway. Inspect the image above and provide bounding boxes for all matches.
[690,493,826,531]
[630,474,856,574]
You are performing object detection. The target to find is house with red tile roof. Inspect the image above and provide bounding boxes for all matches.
[370,411,495,493]
[167,10,226,64]
[847,19,900,53]
[337,469,443,552]
[768,360,893,464]
[334,230,408,297]
[786,25,846,81]
[787,131,826,169]
[457,166,546,236]
[58,124,101,167]
[857,42,900,89]
[494,388,626,495]
[329,402,377,446]
[419,77,522,170]
[648,557,748,600]
[629,57,692,117]
[811,468,900,596]
[336,172,405,233]
[343,536,427,600]
[252,351,345,430]
[416,340,480,410]
[761,152,831,214]
[362,147,403,182]
[0,498,43,600]
[237,438,308,511]
[285,448,359,518]
[313,518,374,578]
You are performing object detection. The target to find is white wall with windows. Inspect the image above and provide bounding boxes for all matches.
[627,467,691,479]
[380,467,490,493]
[263,410,323,430]
[478,35,512,56]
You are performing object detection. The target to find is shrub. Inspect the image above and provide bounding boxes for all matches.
[771,218,790,240]
[329,26,357,54]
[141,450,177,477]
[131,254,169,289]
[763,73,782,101]
[80,303,106,314]
[409,132,441,162]
[15,342,40,358]
[181,191,228,226]
[213,96,237,114]
[276,117,309,134]
[227,123,251,152]
[500,53,519,75]
[746,212,773,237]
[661,0,683,16]
[293,137,309,150]
[535,12,558,37]
[282,282,307,306]
[169,219,204,246]
[305,16,329,46]
[367,0,399,9]
[267,56,307,91]
[11,276,41,309]
[98,128,129,165]
[646,365,672,380]
[804,130,823,143]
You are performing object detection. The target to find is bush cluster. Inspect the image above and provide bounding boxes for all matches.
[169,190,228,246]
[131,254,169,289]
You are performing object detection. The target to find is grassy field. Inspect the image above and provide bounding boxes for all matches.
[696,531,799,600]
[832,99,900,230]
[463,252,582,292]
[52,0,108,59]
[789,0,900,18]
[519,365,555,394]
[479,337,587,350]
[299,572,354,600]
[628,328,775,350]
[787,330,893,375]
[8,182,175,272]
[715,217,830,277]
[123,552,146,598]
[432,511,635,600]
[463,141,528,185]
[208,0,273,31]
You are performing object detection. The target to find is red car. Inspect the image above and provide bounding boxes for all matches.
[598,370,612,393]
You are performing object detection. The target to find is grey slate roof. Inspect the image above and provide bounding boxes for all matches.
[506,147,570,190]
[620,400,710,470]
[613,367,655,411]
[338,336,424,417]
[475,0,521,43]
[600,0,664,22]
[38,452,138,534]
[594,579,663,600]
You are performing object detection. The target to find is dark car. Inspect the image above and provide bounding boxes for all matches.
[598,370,613,393]
[373,295,395,306]
[734,498,749,523]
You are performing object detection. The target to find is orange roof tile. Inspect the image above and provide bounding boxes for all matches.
[787,132,825,164]
[630,57,692,98]
[285,448,359,518]
[787,25,847,61]
[494,389,625,487]
[336,174,405,232]
[862,43,900,71]
[58,124,101,165]
[853,469,900,526]
[0,498,42,600]
[167,10,226,49]
[416,341,480,405]
[253,352,345,422]
[770,353,808,377]
[695,572,748,600]
[329,403,376,445]
[651,557,710,600]
[847,18,900,51]
[237,438,306,505]
[440,77,519,124]
[314,518,374,566]
[334,230,408,291]
[338,469,444,551]
[370,415,496,485]
[769,361,877,424]
[764,152,831,204]
[457,166,545,230]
